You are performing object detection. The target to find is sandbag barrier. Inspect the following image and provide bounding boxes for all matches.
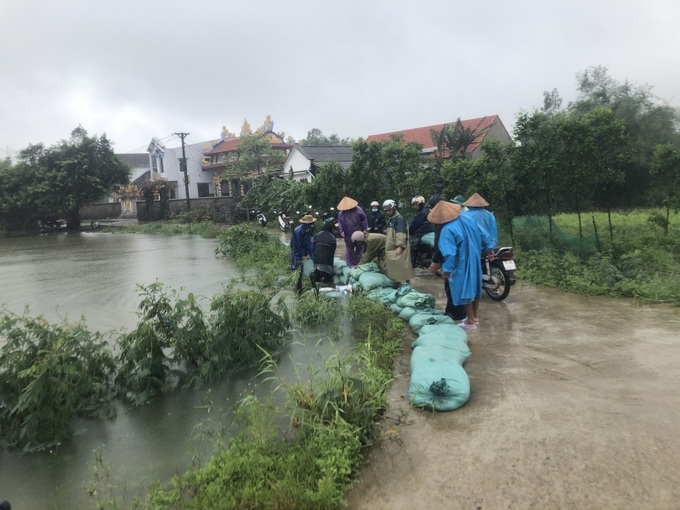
[324,258,471,412]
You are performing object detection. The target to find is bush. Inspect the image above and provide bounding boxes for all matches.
[0,308,116,452]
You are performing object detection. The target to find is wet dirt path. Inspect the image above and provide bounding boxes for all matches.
[346,274,680,509]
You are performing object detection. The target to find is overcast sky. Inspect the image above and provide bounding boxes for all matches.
[1,0,678,157]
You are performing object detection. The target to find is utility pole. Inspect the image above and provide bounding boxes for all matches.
[174,132,191,210]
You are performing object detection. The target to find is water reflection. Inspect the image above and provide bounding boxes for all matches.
[0,232,350,509]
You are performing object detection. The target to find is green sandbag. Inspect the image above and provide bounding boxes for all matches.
[398,306,419,321]
[396,291,435,309]
[411,331,470,364]
[418,307,444,315]
[408,345,470,411]
[358,271,394,291]
[394,282,414,299]
[379,289,399,304]
[409,312,455,333]
[419,324,469,344]
[420,232,436,247]
[366,287,396,301]
[302,258,315,276]
[342,266,352,280]
[349,262,380,280]
[333,275,342,285]
[333,258,347,275]
[389,303,403,314]
[321,291,345,299]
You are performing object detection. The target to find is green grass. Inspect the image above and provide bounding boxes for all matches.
[513,208,680,304]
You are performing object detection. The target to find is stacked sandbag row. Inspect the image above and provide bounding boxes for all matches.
[348,267,471,412]
[324,259,393,297]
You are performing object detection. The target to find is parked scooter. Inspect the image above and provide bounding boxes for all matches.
[482,247,517,301]
[277,212,295,232]
[255,211,267,227]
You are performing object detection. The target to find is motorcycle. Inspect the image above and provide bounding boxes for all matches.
[482,247,517,301]
[277,212,295,232]
[255,211,267,227]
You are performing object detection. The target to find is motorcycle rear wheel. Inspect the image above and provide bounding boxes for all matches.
[484,263,511,301]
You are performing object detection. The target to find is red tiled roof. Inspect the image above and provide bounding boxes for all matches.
[365,115,499,154]
[205,132,292,155]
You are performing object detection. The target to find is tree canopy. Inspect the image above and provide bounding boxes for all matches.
[0,127,130,231]
[300,128,353,146]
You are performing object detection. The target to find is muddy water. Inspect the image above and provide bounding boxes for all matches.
[346,274,680,509]
[0,232,350,509]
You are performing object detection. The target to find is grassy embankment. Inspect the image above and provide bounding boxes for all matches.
[512,208,680,305]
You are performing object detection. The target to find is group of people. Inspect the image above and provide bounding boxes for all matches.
[288,192,499,331]
[289,196,413,287]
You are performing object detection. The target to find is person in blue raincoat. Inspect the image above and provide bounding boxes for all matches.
[462,192,498,247]
[429,200,494,330]
[290,214,316,270]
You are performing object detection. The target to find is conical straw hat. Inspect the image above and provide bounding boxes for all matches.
[427,201,461,224]
[337,196,358,211]
[463,192,489,207]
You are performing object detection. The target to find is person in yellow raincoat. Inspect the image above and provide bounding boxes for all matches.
[381,199,412,285]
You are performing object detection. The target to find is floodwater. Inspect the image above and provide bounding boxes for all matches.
[0,232,349,509]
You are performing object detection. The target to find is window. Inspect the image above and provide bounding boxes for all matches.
[197,183,211,198]
[168,181,178,200]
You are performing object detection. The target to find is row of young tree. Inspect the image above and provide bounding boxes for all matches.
[244,66,680,238]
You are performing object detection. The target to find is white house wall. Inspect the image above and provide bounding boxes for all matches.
[159,141,217,199]
[282,148,314,181]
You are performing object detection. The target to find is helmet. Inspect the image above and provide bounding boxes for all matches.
[382,199,396,211]
[411,195,425,206]
[370,201,380,207]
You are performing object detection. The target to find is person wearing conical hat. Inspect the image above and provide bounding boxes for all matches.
[337,196,368,267]
[427,199,466,321]
[462,193,498,247]
[290,213,317,271]
[429,200,495,330]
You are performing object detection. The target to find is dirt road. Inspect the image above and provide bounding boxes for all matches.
[346,275,680,509]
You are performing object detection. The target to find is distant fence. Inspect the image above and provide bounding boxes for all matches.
[79,202,123,220]
[135,196,244,223]
[80,197,253,224]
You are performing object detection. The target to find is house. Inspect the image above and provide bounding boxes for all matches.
[282,145,354,182]
[201,126,292,197]
[365,115,512,160]
[146,137,220,199]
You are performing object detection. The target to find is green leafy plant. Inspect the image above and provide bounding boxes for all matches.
[292,292,340,325]
[0,307,116,452]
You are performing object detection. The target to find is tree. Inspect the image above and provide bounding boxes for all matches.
[473,139,518,242]
[651,143,680,235]
[300,128,353,146]
[241,175,308,218]
[220,134,287,181]
[1,127,130,231]
[570,65,680,206]
[346,137,424,210]
[303,160,347,213]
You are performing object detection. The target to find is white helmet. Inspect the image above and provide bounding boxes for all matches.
[382,199,396,210]
[370,200,380,207]
[411,195,425,206]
